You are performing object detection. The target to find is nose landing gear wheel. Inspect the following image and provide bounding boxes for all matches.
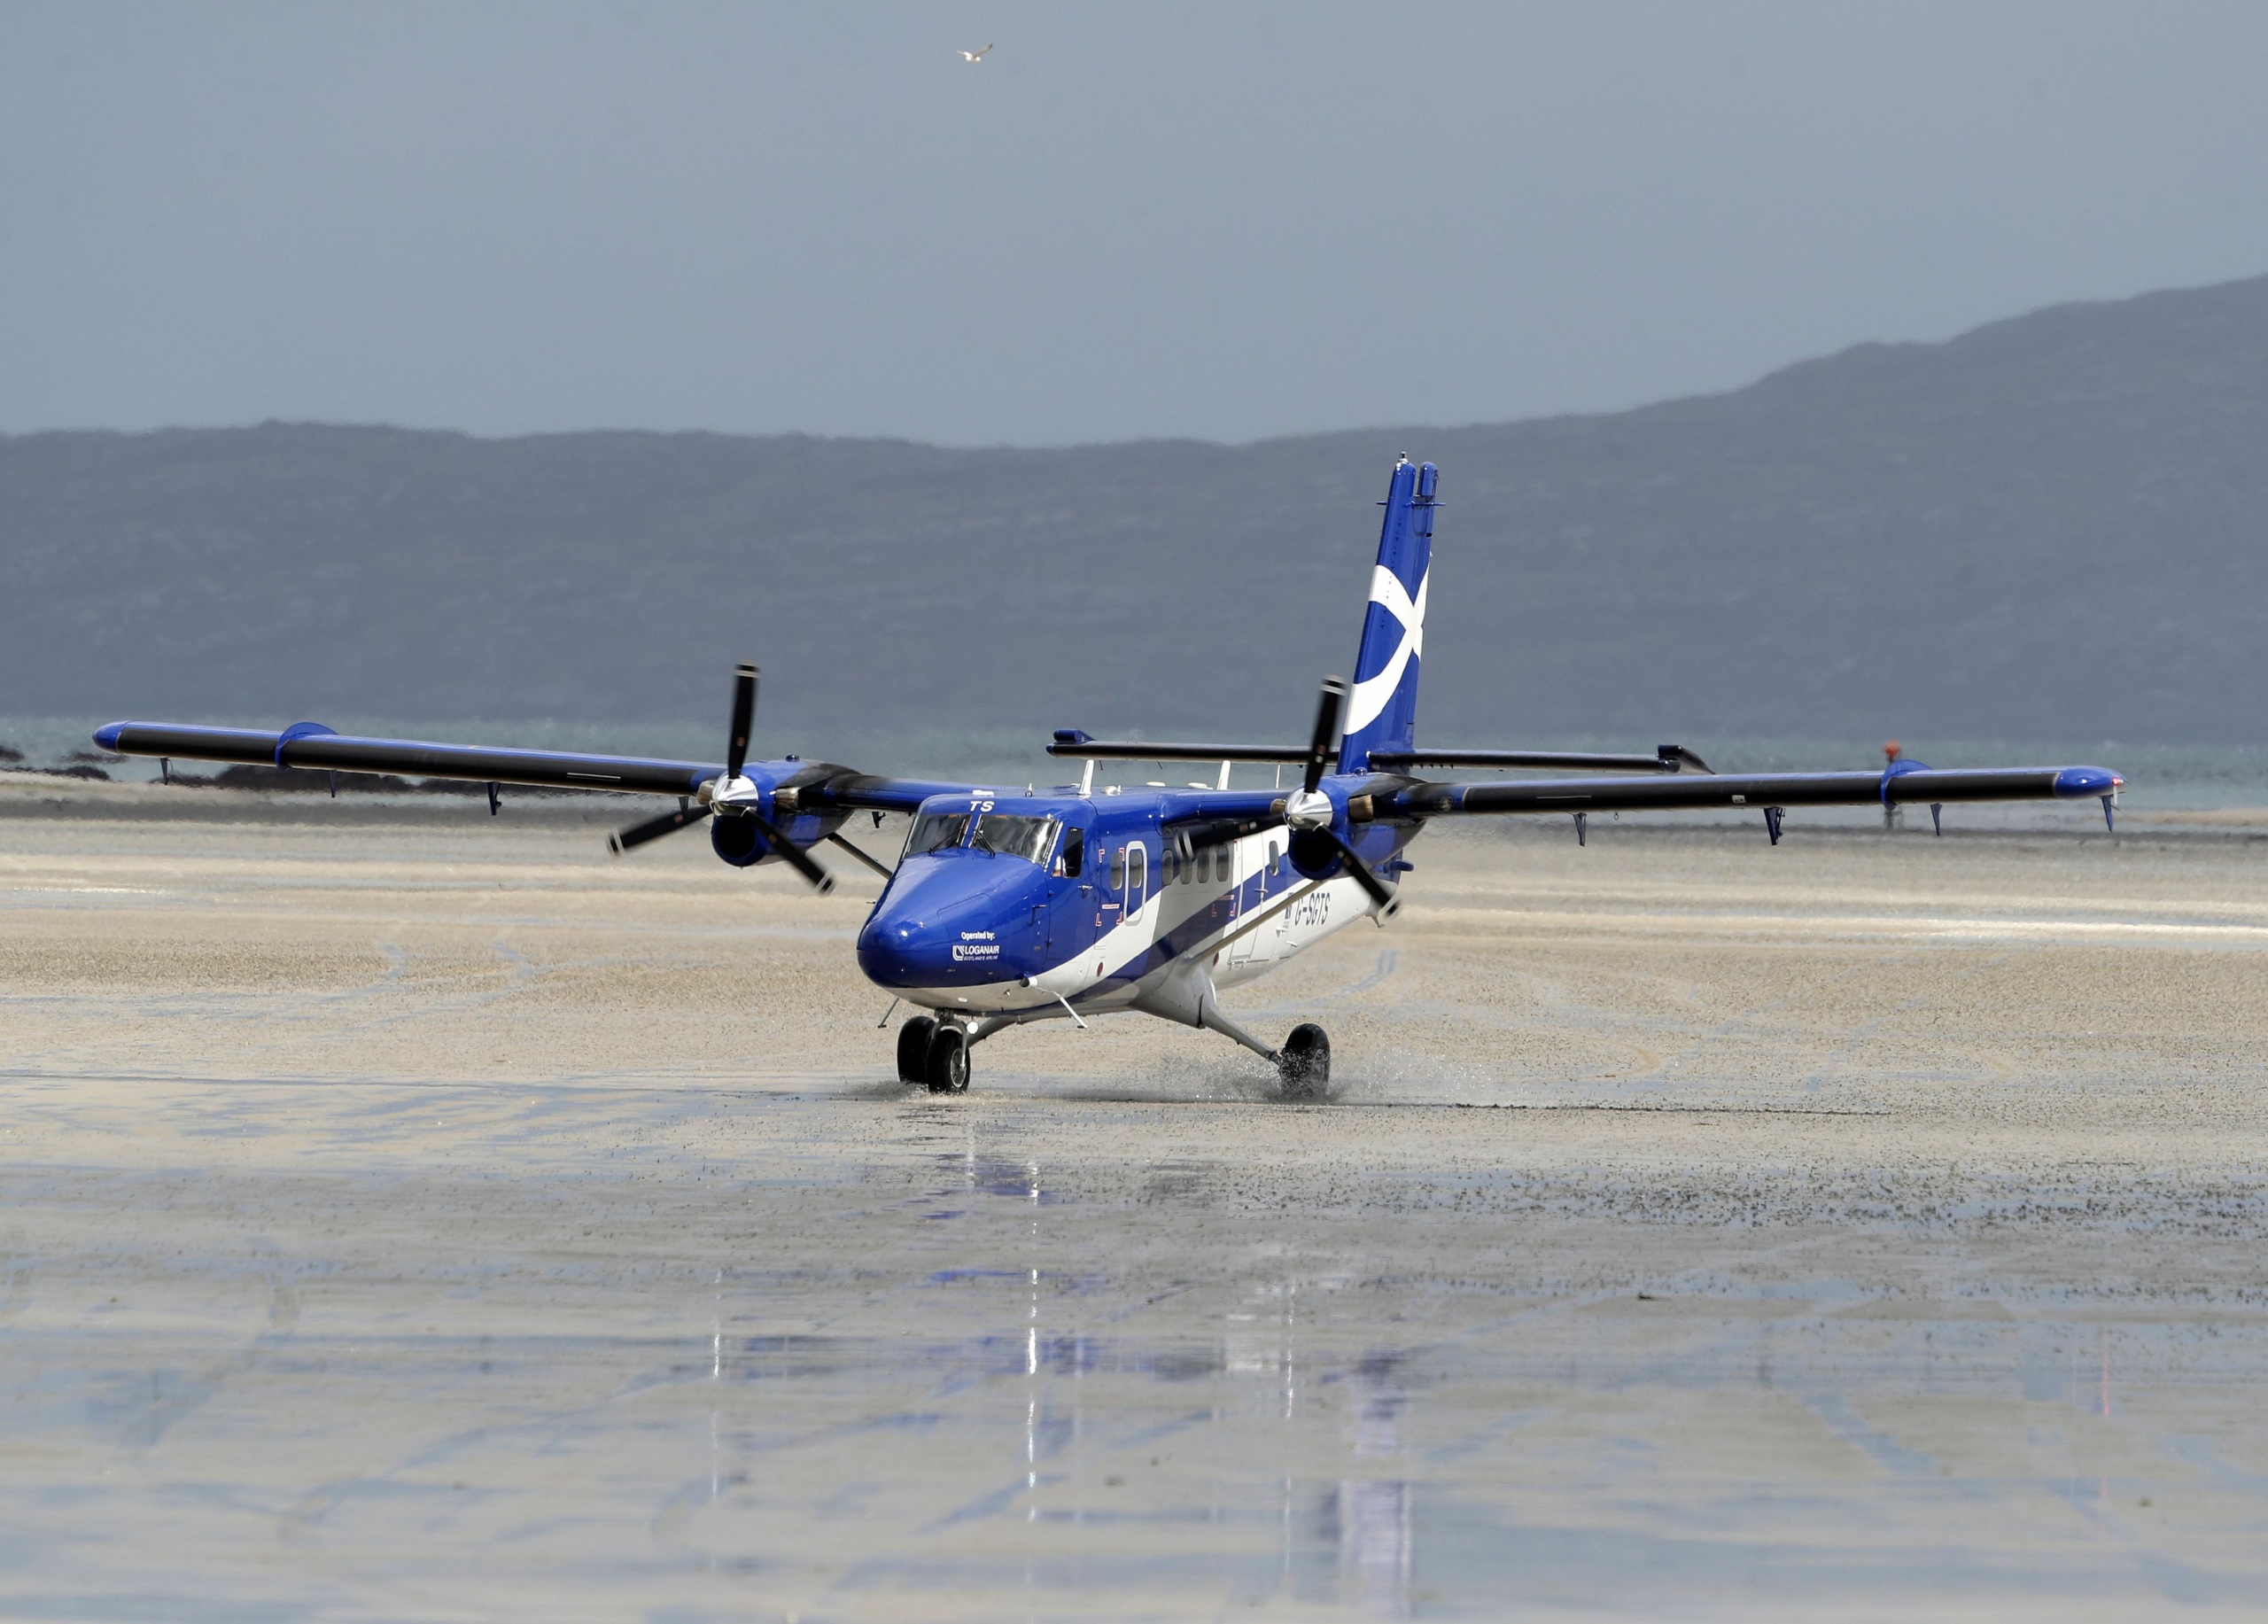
[925,1023,970,1094]
[896,1015,937,1084]
[1278,1023,1330,1100]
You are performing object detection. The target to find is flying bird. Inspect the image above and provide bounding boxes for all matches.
[959,43,993,63]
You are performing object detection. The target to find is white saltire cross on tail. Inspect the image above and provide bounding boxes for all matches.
[1337,456,1439,772]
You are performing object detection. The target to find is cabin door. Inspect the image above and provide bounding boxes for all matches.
[1227,840,1262,968]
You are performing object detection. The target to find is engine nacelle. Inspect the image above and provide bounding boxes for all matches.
[710,812,770,867]
[1285,825,1343,881]
[1283,787,1397,884]
[708,761,850,868]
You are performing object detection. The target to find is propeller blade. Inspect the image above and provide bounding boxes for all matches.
[726,662,757,780]
[1318,826,1400,918]
[1304,676,1346,796]
[608,802,712,856]
[747,810,836,895]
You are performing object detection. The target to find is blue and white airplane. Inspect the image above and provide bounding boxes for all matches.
[95,457,2125,1097]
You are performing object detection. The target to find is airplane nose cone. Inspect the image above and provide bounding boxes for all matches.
[856,859,1045,990]
[856,897,940,990]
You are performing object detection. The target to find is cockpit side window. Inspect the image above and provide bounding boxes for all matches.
[1060,828,1084,878]
[905,812,971,857]
[970,813,1060,866]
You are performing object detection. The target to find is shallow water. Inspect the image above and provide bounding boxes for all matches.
[0,1084,2263,1620]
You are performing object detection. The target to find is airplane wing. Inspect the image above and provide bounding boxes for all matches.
[95,721,722,796]
[1375,764,2124,826]
[773,770,1020,816]
[92,721,993,812]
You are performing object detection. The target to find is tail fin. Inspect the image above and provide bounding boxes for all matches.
[1338,456,1437,773]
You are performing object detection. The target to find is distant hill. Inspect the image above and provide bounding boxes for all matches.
[4,274,2265,750]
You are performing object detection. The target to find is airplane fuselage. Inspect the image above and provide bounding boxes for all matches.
[849,781,1418,1022]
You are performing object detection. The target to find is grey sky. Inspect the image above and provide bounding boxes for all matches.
[4,1,2265,446]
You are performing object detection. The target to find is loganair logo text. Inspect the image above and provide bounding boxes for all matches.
[952,932,1000,962]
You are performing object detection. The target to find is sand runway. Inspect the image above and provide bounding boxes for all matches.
[1,790,2264,1618]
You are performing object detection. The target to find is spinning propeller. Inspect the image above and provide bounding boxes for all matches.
[1281,674,1400,918]
[606,662,835,894]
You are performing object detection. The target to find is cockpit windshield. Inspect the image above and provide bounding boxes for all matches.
[970,813,1060,866]
[905,811,972,857]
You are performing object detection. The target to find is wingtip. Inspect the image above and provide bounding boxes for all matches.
[2053,765,2122,798]
[92,723,127,751]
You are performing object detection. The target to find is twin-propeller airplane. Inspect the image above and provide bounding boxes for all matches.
[97,457,2124,1096]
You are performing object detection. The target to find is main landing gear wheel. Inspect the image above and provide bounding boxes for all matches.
[925,1023,970,1095]
[1278,1023,1331,1100]
[897,1015,937,1084]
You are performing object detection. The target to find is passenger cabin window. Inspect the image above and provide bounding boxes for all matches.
[1268,840,1281,876]
[1108,848,1125,891]
[1126,843,1148,917]
[905,812,971,856]
[971,813,1060,866]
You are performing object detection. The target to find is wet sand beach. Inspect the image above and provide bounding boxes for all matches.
[1,784,2264,1619]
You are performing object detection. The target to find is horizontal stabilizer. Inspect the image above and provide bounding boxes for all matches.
[1368,744,1713,774]
[1047,730,1308,764]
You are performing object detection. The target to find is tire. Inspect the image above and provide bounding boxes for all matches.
[924,1023,970,1094]
[896,1015,936,1084]
[1278,1023,1331,1099]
